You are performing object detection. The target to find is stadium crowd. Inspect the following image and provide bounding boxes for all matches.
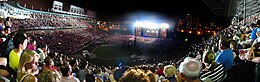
[11,13,91,30]
[1,3,260,81]
[25,28,108,54]
[102,35,135,46]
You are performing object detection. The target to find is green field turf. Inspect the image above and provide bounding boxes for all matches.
[94,45,133,58]
[86,44,135,66]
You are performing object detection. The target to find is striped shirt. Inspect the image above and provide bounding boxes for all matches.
[200,64,226,82]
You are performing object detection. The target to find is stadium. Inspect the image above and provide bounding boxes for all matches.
[0,0,260,82]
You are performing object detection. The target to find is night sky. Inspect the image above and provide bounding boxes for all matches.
[69,0,217,22]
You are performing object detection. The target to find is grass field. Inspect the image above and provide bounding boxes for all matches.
[93,45,133,58]
[86,44,135,66]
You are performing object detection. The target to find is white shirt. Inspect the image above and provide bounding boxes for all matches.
[61,76,80,82]
[253,37,260,45]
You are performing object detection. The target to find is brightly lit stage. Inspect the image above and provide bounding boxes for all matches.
[133,21,169,44]
[134,21,169,38]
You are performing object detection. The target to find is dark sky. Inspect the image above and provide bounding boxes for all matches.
[69,0,217,21]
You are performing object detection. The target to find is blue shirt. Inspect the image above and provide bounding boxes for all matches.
[250,28,260,40]
[215,49,234,70]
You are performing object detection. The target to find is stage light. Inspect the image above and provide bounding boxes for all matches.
[197,31,201,35]
[144,22,159,29]
[159,23,169,29]
[134,22,143,27]
[184,38,188,41]
[213,32,216,35]
[189,31,192,33]
[97,21,101,25]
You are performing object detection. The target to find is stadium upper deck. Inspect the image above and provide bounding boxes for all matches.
[0,1,96,30]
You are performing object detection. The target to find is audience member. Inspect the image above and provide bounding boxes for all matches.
[4,17,12,27]
[249,20,260,41]
[17,50,40,82]
[179,57,206,82]
[9,31,28,75]
[38,70,61,82]
[60,63,80,82]
[0,57,9,81]
[42,57,59,73]
[0,26,11,56]
[163,65,177,82]
[245,42,260,82]
[78,60,87,82]
[119,69,150,82]
[5,31,16,56]
[36,43,48,66]
[252,28,260,45]
[69,59,79,77]
[215,38,234,70]
[200,51,226,82]
[157,63,164,76]
[27,39,37,51]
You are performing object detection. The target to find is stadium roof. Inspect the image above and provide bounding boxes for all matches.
[69,0,243,23]
[202,0,241,19]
